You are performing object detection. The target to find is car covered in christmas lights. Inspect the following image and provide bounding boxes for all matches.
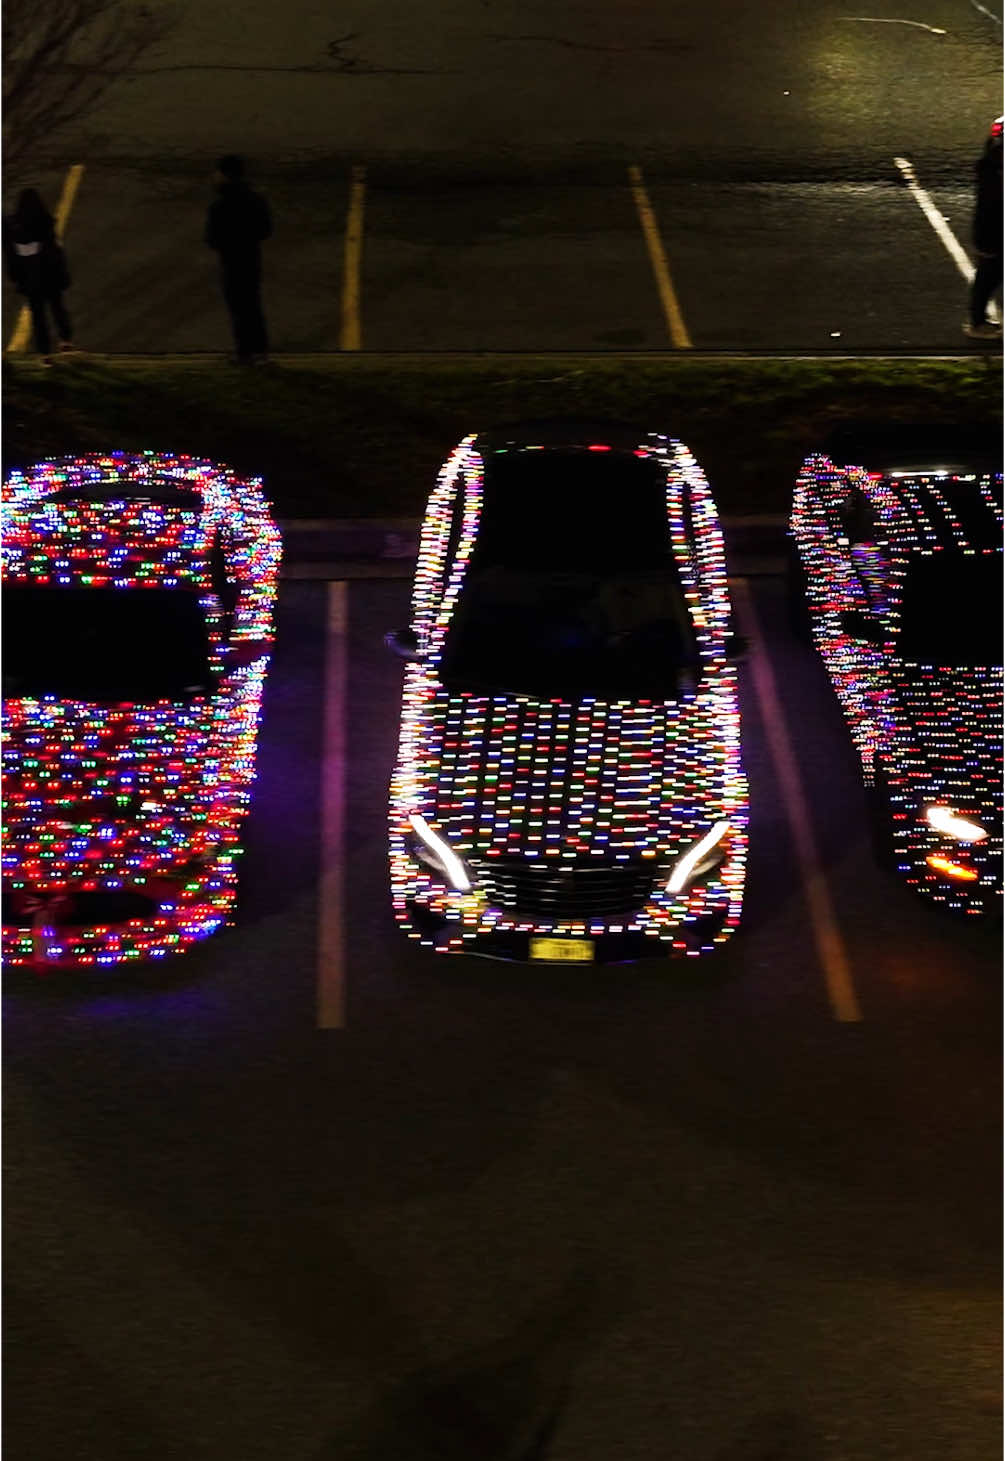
[788,424,1003,913]
[2,452,281,969]
[386,422,748,963]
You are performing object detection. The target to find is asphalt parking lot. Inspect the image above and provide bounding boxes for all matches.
[5,551,999,1461]
[3,162,1000,357]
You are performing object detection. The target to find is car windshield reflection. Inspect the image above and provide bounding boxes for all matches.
[896,553,1003,666]
[439,567,699,700]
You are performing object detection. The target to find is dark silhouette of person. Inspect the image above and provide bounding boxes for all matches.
[205,154,272,363]
[964,117,1003,338]
[3,188,74,363]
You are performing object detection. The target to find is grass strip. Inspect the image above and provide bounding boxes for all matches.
[4,354,1000,519]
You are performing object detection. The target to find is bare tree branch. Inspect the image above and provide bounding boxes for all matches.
[3,0,176,167]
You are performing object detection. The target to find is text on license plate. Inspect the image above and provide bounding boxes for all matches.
[529,937,594,962]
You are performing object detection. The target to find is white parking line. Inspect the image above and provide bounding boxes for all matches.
[843,16,947,32]
[894,155,1000,324]
[318,580,348,1028]
[967,0,1001,25]
[732,579,863,1024]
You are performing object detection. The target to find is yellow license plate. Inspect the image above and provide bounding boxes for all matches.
[529,937,594,962]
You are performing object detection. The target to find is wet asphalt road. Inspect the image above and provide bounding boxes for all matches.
[3,0,1002,352]
[4,567,1001,1461]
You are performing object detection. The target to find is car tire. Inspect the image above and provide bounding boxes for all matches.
[785,537,813,643]
[867,756,896,869]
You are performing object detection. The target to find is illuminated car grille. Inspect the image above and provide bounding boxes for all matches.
[470,857,657,917]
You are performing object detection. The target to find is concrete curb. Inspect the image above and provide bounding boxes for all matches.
[276,514,790,579]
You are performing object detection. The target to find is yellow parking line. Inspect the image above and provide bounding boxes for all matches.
[732,579,863,1023]
[627,164,692,349]
[318,580,348,1027]
[7,163,85,354]
[340,164,366,350]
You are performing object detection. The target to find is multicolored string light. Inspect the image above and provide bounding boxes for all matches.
[791,456,1002,911]
[2,452,281,968]
[390,433,748,958]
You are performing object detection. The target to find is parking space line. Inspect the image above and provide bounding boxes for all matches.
[732,579,863,1023]
[6,162,85,353]
[318,580,348,1028]
[893,155,1000,324]
[340,164,366,350]
[627,164,692,349]
[967,0,1001,25]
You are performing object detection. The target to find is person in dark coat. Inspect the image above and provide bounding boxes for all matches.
[3,188,74,362]
[964,117,1003,338]
[205,154,272,363]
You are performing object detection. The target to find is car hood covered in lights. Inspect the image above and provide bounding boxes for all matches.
[3,674,265,885]
[400,675,741,858]
[885,666,1002,806]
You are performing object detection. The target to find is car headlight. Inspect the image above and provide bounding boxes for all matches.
[924,805,988,843]
[666,821,732,894]
[407,813,473,892]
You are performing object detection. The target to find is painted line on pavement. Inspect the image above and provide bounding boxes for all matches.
[967,0,1001,24]
[318,580,348,1027]
[7,163,85,354]
[340,164,366,350]
[894,156,1000,324]
[732,579,863,1023]
[627,164,693,349]
[843,16,947,32]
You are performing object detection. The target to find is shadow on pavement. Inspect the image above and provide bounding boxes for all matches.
[316,1268,627,1461]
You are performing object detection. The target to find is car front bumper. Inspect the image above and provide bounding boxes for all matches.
[2,856,240,971]
[397,897,738,962]
[390,836,746,963]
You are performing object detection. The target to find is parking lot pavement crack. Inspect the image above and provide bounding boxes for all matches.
[486,32,690,53]
[131,60,455,76]
[130,35,453,78]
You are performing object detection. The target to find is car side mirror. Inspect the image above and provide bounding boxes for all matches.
[839,609,885,644]
[384,627,422,660]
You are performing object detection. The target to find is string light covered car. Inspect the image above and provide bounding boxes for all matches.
[2,452,281,970]
[386,421,748,963]
[788,424,1003,913]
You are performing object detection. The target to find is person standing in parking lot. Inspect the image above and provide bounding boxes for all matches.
[963,117,1003,339]
[205,154,272,364]
[3,188,75,363]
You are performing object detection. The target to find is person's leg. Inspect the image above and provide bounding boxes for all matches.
[229,264,267,357]
[970,254,1003,326]
[26,292,51,355]
[221,269,251,358]
[49,290,73,346]
[246,277,269,356]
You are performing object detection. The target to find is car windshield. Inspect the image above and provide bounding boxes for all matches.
[2,586,214,701]
[475,449,674,571]
[895,553,1003,667]
[439,566,699,699]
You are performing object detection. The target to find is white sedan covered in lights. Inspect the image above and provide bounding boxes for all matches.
[386,420,748,964]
